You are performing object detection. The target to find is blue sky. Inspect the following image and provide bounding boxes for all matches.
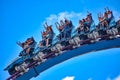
[0,0,120,80]
[31,48,120,80]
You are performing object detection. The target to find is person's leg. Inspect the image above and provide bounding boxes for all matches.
[63,31,66,39]
[57,34,61,40]
[46,39,49,46]
[26,48,30,55]
[43,40,46,46]
[68,30,72,38]
[79,34,84,40]
[59,33,62,40]
[48,39,52,45]
[118,26,120,32]
[104,21,109,29]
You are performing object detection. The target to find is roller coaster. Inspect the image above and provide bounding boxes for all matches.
[4,8,120,80]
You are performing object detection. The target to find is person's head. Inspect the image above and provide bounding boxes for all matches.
[39,41,43,47]
[104,12,108,18]
[65,19,69,25]
[118,20,120,25]
[85,18,88,21]
[42,31,46,36]
[47,26,52,31]
[21,43,25,48]
[82,19,85,22]
[25,40,29,45]
[60,20,64,26]
[87,14,90,18]
[79,20,82,24]
[29,37,34,42]
[98,17,101,21]
[107,10,111,14]
[60,20,63,23]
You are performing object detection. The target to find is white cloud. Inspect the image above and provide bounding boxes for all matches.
[43,11,83,25]
[57,11,82,21]
[43,11,82,25]
[114,75,120,80]
[106,75,120,80]
[41,11,83,35]
[44,14,58,25]
[62,76,75,80]
[88,78,92,80]
[106,77,112,80]
[113,10,120,21]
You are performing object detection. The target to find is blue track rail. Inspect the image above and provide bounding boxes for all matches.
[16,38,120,80]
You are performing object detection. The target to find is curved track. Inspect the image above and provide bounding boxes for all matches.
[14,38,120,80]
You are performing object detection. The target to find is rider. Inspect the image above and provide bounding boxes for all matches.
[82,18,89,33]
[41,31,47,47]
[76,20,84,34]
[105,7,116,28]
[45,24,55,46]
[55,20,65,40]
[17,37,35,56]
[103,12,109,29]
[97,12,108,30]
[25,37,35,55]
[116,17,120,32]
[63,19,73,39]
[86,12,95,32]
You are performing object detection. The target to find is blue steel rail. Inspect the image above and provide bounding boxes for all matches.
[15,38,120,80]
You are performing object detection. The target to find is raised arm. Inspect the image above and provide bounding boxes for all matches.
[16,41,22,47]
[104,7,107,12]
[106,7,110,11]
[16,41,25,48]
[55,22,60,30]
[60,20,64,26]
[45,22,48,27]
[43,24,47,30]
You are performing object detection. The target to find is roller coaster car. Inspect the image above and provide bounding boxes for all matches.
[68,32,91,49]
[32,51,46,65]
[92,19,118,40]
[68,34,81,48]
[4,54,33,77]
[30,37,74,68]
[86,22,101,42]
[41,41,66,58]
[69,20,120,49]
[117,25,120,33]
[31,42,59,66]
[4,57,24,75]
[106,18,117,36]
[71,32,95,46]
[63,32,92,50]
[49,36,72,54]
[4,42,37,76]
